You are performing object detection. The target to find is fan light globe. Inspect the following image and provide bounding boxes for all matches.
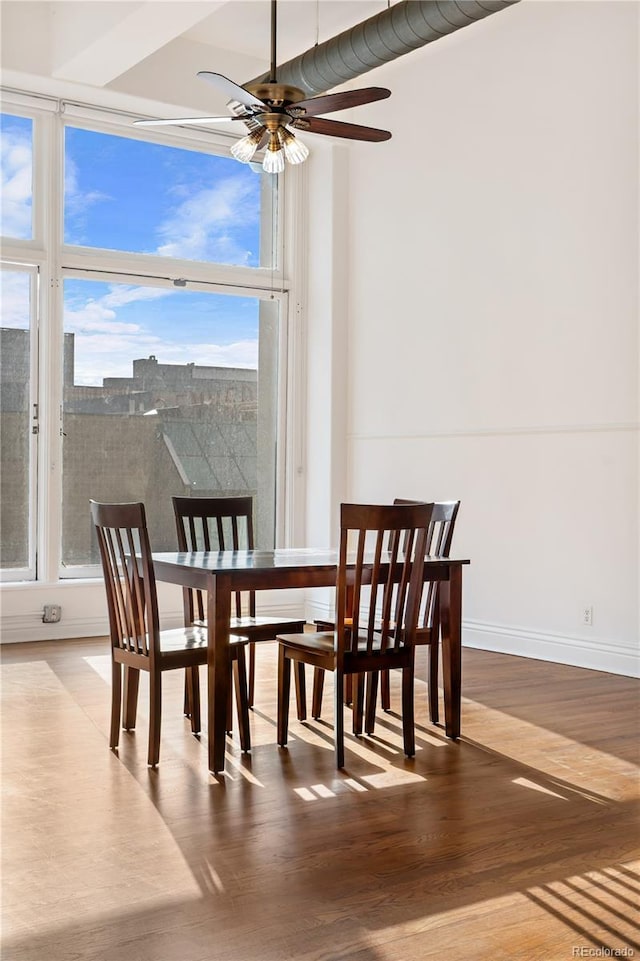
[279,128,309,165]
[263,133,285,173]
[230,128,263,163]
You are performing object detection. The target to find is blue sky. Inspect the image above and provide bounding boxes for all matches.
[2,115,272,385]
[64,126,263,265]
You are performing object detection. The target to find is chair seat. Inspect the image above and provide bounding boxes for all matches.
[159,626,249,653]
[278,631,408,657]
[278,631,334,653]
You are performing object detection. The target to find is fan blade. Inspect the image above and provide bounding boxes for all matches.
[134,116,248,127]
[197,71,265,109]
[293,116,391,142]
[292,87,391,118]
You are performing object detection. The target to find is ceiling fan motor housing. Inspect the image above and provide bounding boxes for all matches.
[245,82,306,108]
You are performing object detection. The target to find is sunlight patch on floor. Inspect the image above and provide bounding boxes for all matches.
[526,861,640,956]
[512,776,571,800]
[202,860,226,894]
[343,778,368,792]
[223,752,265,786]
[462,697,638,801]
[354,861,639,960]
[84,654,111,682]
[2,660,205,919]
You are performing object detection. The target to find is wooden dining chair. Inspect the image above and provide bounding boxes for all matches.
[277,502,433,769]
[91,500,251,767]
[311,499,460,727]
[172,495,307,712]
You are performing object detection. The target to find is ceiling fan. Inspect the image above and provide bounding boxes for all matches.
[134,0,391,173]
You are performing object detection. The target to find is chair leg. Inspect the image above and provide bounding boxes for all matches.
[123,666,140,730]
[352,673,365,736]
[183,674,191,718]
[148,671,162,767]
[186,665,201,735]
[226,670,234,735]
[294,663,307,721]
[233,650,251,753]
[277,645,291,747]
[344,674,353,706]
[334,669,345,769]
[312,668,324,718]
[428,642,439,724]
[365,671,378,735]
[110,659,122,750]
[401,663,416,758]
[381,669,391,711]
[248,641,256,709]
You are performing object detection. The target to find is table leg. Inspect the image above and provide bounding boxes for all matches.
[440,565,462,740]
[207,573,231,775]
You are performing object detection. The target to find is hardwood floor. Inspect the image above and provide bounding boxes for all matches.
[2,639,638,961]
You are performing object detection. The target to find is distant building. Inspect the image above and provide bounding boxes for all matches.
[0,329,260,568]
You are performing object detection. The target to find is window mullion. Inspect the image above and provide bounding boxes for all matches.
[36,109,64,583]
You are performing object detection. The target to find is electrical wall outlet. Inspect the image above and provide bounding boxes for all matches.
[582,606,593,627]
[42,604,62,623]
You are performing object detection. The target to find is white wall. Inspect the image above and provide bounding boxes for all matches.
[326,0,638,674]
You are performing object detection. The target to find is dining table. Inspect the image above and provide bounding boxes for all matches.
[152,548,470,775]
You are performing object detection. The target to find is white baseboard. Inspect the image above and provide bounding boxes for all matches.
[463,619,639,678]
[304,601,639,678]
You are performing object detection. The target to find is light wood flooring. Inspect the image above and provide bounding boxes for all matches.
[2,638,638,961]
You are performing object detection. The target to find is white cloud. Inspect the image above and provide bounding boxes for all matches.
[1,127,32,238]
[64,300,139,336]
[64,284,170,335]
[0,270,31,328]
[157,339,258,369]
[155,175,260,264]
[102,285,170,309]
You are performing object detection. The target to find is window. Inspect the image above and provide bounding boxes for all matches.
[64,125,269,267]
[0,98,295,587]
[61,277,280,571]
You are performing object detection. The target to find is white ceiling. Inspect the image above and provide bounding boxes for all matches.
[0,0,387,91]
[182,1,387,63]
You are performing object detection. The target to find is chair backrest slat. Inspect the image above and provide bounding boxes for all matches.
[172,496,256,623]
[90,500,159,660]
[394,499,461,631]
[336,503,433,660]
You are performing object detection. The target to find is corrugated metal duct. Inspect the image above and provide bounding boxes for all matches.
[249,0,520,97]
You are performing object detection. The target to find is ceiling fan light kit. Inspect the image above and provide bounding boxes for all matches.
[263,132,286,173]
[134,0,392,174]
[278,128,309,165]
[230,128,265,163]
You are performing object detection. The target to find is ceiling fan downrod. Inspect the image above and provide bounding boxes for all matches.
[270,0,277,84]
